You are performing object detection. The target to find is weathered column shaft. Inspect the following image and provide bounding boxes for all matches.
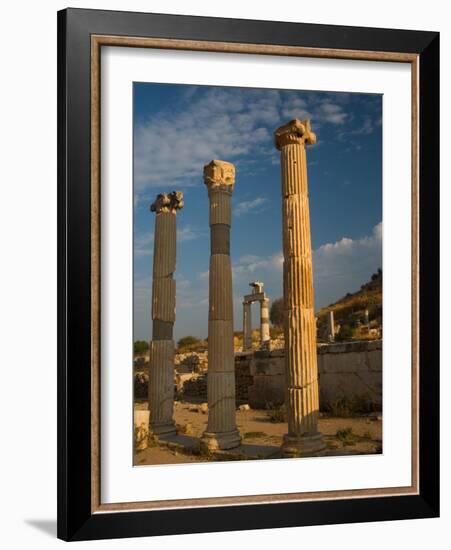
[202,160,241,451]
[275,119,325,456]
[260,297,270,346]
[243,302,253,351]
[148,192,183,436]
[327,310,335,342]
[242,303,247,350]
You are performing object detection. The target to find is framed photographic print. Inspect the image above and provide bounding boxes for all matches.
[57,8,439,541]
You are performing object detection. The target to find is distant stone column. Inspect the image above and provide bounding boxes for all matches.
[243,302,253,351]
[201,160,241,451]
[274,119,325,456]
[148,192,184,436]
[327,310,335,342]
[260,297,270,347]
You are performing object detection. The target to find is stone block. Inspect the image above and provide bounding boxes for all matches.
[248,374,286,409]
[134,409,150,451]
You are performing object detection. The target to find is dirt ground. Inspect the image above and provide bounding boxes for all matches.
[134,400,382,466]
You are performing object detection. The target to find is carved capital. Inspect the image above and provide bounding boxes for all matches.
[203,160,235,192]
[274,119,317,150]
[150,191,184,214]
[250,281,264,294]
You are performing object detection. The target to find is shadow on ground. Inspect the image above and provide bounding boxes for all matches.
[25,519,57,537]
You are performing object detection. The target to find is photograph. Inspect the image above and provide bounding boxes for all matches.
[51,4,440,542]
[0,0,444,546]
[132,82,384,465]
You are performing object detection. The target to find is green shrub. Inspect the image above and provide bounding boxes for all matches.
[177,336,200,348]
[336,324,354,341]
[176,336,206,352]
[323,395,376,417]
[336,427,359,446]
[266,403,287,423]
[134,340,149,354]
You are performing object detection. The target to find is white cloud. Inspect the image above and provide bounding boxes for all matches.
[177,225,205,242]
[233,252,283,277]
[280,97,347,126]
[337,111,381,145]
[313,222,382,307]
[233,196,268,217]
[134,225,203,259]
[134,88,281,192]
[230,222,382,311]
[134,231,153,258]
[354,116,376,135]
[134,223,382,339]
[133,275,152,314]
[345,115,376,136]
[232,253,284,318]
[318,101,347,124]
[134,88,352,197]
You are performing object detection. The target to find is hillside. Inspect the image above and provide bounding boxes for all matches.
[316,269,382,341]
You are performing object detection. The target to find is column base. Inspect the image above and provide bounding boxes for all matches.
[200,429,241,451]
[150,421,177,437]
[281,432,326,457]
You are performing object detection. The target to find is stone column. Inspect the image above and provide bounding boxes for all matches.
[327,310,335,342]
[260,297,270,348]
[148,191,184,436]
[274,119,325,456]
[243,302,253,351]
[201,160,241,451]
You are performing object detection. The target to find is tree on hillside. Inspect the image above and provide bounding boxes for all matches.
[177,336,205,351]
[371,268,383,281]
[270,298,285,328]
[177,335,200,348]
[134,340,149,354]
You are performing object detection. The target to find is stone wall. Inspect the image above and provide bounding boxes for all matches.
[245,350,286,408]
[317,340,382,411]
[182,374,207,399]
[245,340,382,411]
[136,340,382,412]
[180,359,253,403]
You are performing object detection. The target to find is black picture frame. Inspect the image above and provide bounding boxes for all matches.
[57,7,439,541]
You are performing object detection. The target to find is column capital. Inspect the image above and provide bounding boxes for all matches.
[274,119,316,150]
[250,281,264,294]
[203,160,235,192]
[150,191,184,214]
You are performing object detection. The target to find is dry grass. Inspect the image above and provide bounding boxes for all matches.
[335,427,359,446]
[243,431,267,439]
[265,404,287,423]
[322,395,378,417]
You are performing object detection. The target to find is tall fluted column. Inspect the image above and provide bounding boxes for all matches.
[243,302,252,351]
[201,160,241,451]
[274,119,325,457]
[260,297,270,348]
[148,191,184,436]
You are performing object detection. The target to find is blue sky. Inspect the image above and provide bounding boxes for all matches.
[133,83,382,342]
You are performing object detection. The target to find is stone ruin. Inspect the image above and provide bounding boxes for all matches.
[242,281,270,351]
[140,119,326,457]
